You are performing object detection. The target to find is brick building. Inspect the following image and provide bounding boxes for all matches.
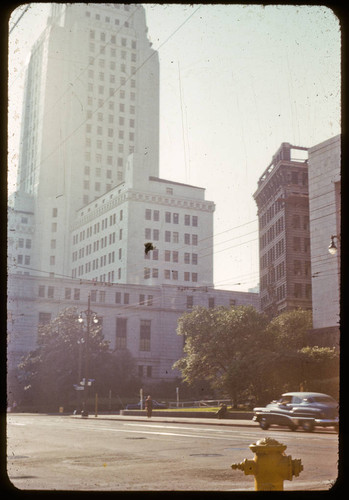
[253,143,312,317]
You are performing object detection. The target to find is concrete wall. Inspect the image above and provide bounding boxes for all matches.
[308,135,340,330]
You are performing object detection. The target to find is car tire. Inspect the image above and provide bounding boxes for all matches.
[259,418,270,430]
[301,420,315,432]
[289,424,298,431]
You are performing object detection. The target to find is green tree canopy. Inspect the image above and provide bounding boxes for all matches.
[174,306,339,405]
[173,305,270,406]
[19,307,110,409]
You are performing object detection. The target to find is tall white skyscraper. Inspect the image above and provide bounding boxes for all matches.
[16,4,159,277]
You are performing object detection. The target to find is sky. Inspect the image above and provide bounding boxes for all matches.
[8,3,341,292]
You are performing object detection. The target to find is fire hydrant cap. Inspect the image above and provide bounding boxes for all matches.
[249,437,287,454]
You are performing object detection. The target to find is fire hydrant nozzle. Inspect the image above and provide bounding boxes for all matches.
[231,437,303,491]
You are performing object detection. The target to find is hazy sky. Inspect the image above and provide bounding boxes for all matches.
[8,3,341,291]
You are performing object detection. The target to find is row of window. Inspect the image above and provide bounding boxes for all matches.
[144,250,198,264]
[260,216,284,249]
[259,199,284,229]
[143,268,198,282]
[89,30,137,49]
[145,209,198,226]
[16,255,30,265]
[16,238,32,249]
[261,281,312,306]
[73,212,123,244]
[260,239,285,269]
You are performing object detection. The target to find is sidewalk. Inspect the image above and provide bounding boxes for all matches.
[70,412,257,428]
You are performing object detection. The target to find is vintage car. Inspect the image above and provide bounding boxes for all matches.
[253,392,338,432]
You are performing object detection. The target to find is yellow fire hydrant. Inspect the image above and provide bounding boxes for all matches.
[231,437,303,491]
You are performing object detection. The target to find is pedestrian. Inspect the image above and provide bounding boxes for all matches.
[145,395,153,418]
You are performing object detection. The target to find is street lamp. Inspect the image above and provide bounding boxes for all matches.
[78,293,98,417]
[328,235,340,255]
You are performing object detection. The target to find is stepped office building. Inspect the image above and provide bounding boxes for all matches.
[8,4,259,382]
[16,3,159,277]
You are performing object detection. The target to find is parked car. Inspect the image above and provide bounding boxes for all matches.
[253,392,338,432]
[125,400,168,410]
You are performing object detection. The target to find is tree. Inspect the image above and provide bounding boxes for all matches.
[19,307,110,409]
[173,305,269,406]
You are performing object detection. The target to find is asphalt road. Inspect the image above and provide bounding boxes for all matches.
[6,413,339,491]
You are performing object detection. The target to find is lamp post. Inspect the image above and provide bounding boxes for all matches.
[78,293,98,417]
[328,235,340,255]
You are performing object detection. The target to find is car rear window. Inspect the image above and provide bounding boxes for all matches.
[304,396,335,403]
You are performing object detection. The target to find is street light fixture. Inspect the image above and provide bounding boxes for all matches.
[328,235,340,255]
[77,293,99,417]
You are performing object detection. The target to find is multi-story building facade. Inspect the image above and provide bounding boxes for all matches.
[307,135,340,347]
[7,274,259,381]
[7,192,35,275]
[253,143,312,317]
[70,153,215,287]
[16,4,159,277]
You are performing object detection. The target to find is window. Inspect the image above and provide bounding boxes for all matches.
[208,297,215,308]
[184,272,190,282]
[166,187,173,195]
[173,232,179,244]
[146,366,152,377]
[145,209,151,220]
[115,292,121,303]
[99,291,106,303]
[173,213,179,224]
[184,233,190,244]
[192,216,198,227]
[293,237,301,252]
[140,320,151,351]
[65,288,71,299]
[38,285,45,297]
[294,283,302,298]
[124,293,129,304]
[292,215,300,229]
[192,235,198,246]
[91,290,97,302]
[153,229,159,241]
[38,312,51,325]
[47,286,54,298]
[165,250,171,262]
[74,288,80,300]
[165,231,171,243]
[172,270,178,280]
[192,273,198,282]
[49,256,55,266]
[294,260,302,276]
[153,210,159,221]
[144,267,151,279]
[165,212,171,223]
[52,222,57,232]
[116,318,127,349]
[164,270,171,280]
[152,268,159,278]
[187,296,193,309]
[192,254,198,265]
[184,253,190,264]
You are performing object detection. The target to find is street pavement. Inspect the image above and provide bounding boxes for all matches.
[7,413,339,491]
